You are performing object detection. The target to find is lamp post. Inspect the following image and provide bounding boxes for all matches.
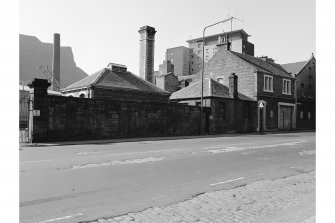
[200,17,235,134]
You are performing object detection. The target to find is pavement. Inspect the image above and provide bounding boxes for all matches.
[20,130,315,148]
[86,171,315,223]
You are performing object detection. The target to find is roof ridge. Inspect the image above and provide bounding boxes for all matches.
[126,71,170,94]
[91,68,107,85]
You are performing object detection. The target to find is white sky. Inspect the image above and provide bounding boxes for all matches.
[20,0,315,75]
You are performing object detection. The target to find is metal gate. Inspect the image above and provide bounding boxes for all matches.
[19,87,30,142]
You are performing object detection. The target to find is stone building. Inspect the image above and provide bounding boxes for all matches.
[281,54,316,129]
[188,45,296,132]
[154,72,178,93]
[139,26,156,84]
[170,76,257,134]
[154,60,178,93]
[61,63,170,103]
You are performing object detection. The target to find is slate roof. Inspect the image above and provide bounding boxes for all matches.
[281,61,308,77]
[170,78,253,101]
[230,51,293,78]
[62,68,170,95]
[154,72,176,78]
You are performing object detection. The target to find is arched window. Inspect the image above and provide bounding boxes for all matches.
[79,93,86,98]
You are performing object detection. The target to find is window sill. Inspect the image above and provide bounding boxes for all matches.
[263,89,273,93]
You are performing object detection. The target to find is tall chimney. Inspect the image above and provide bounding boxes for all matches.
[52,33,60,91]
[229,73,238,99]
[138,26,156,83]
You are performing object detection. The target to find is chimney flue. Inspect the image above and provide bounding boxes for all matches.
[52,33,60,91]
[229,73,238,99]
[138,26,156,83]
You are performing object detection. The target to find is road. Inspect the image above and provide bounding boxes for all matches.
[20,132,315,223]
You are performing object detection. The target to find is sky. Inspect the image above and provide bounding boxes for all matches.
[19,0,315,75]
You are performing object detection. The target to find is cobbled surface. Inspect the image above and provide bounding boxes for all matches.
[86,172,315,223]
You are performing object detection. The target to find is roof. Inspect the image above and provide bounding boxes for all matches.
[62,68,170,95]
[170,78,253,101]
[186,29,250,43]
[230,51,293,78]
[154,72,176,78]
[177,75,195,81]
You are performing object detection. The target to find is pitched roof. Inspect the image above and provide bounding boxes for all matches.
[230,51,292,78]
[154,72,176,78]
[170,78,253,101]
[281,61,308,76]
[62,68,170,95]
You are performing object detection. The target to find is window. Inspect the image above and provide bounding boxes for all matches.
[282,79,291,95]
[263,75,273,92]
[206,49,209,53]
[196,102,201,106]
[217,78,224,84]
[300,111,304,119]
[198,43,201,48]
[308,112,311,119]
[270,110,274,118]
[308,85,312,96]
[79,93,86,98]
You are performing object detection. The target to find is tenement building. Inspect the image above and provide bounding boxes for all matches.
[281,54,316,129]
[163,29,254,78]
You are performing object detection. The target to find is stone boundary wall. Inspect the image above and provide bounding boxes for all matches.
[29,79,207,142]
[40,96,204,142]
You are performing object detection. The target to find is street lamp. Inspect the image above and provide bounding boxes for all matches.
[200,17,235,134]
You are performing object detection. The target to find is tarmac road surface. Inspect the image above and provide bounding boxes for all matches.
[19,132,315,223]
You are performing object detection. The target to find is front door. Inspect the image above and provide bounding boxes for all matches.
[279,106,293,130]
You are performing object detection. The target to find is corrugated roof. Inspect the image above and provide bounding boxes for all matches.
[170,78,253,101]
[62,68,170,95]
[230,51,293,78]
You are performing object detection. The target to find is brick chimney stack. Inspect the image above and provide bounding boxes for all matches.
[229,73,238,99]
[139,26,156,83]
[52,33,60,91]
